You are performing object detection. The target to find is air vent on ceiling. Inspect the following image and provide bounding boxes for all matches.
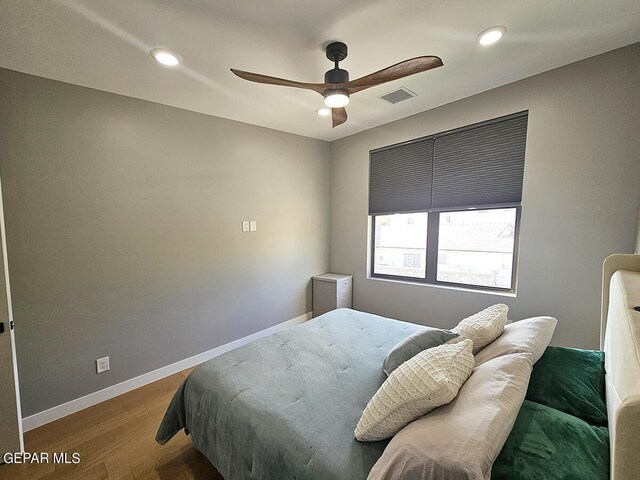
[380,87,417,104]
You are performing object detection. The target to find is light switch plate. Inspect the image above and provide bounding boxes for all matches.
[250,221,257,232]
[242,221,250,232]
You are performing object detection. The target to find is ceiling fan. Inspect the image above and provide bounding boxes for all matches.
[231,42,443,128]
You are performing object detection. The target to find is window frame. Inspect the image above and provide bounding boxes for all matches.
[370,206,521,293]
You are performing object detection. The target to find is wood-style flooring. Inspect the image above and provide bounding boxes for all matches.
[0,367,223,480]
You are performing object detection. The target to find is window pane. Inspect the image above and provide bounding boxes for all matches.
[373,213,428,278]
[437,208,517,289]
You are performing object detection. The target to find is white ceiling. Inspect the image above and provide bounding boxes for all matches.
[1,0,639,142]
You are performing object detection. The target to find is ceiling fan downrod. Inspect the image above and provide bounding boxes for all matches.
[324,42,349,84]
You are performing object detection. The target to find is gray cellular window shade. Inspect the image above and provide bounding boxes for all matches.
[369,138,433,215]
[431,113,528,210]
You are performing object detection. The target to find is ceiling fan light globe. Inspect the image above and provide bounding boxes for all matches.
[324,92,350,108]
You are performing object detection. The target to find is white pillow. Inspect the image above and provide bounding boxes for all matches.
[474,316,557,366]
[452,304,509,354]
[354,339,474,442]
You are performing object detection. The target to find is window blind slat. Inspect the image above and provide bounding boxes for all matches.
[369,138,433,215]
[431,114,528,210]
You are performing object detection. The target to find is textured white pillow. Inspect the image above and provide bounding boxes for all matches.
[452,304,509,354]
[354,339,474,442]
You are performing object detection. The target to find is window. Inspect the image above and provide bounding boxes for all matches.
[371,207,519,290]
[369,112,527,292]
[436,208,518,289]
[373,213,428,278]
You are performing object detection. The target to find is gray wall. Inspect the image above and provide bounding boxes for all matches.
[635,208,640,254]
[330,43,640,350]
[0,68,330,416]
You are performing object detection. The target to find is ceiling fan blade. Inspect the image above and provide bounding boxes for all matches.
[346,56,443,94]
[230,69,326,95]
[332,107,347,128]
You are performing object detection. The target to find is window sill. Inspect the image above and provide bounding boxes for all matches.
[367,275,517,298]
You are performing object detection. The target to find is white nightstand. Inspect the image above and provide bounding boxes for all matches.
[312,273,353,317]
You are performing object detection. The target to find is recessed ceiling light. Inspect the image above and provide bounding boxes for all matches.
[316,107,331,116]
[477,26,507,46]
[150,48,182,66]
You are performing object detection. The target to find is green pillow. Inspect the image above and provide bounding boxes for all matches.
[382,327,459,375]
[492,400,610,480]
[526,346,607,426]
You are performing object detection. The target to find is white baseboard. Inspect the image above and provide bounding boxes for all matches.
[22,311,312,432]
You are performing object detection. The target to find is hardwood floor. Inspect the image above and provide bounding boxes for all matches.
[0,368,224,480]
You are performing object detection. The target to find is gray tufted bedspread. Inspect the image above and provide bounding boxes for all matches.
[156,308,423,480]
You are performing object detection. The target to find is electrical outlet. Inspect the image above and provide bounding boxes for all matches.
[96,356,110,374]
[242,221,250,232]
[250,220,257,232]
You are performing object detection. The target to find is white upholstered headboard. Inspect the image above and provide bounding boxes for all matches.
[601,254,640,480]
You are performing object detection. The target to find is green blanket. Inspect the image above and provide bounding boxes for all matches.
[525,346,607,426]
[156,308,423,480]
[493,346,610,479]
[492,400,610,479]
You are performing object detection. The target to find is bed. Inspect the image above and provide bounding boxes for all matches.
[157,254,640,479]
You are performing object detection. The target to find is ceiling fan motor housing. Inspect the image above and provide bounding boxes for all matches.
[325,68,349,84]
